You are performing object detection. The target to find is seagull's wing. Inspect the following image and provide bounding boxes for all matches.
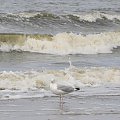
[57,84,74,93]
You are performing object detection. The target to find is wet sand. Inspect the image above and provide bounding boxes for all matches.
[0,93,120,120]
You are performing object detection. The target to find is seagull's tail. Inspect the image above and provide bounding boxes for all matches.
[74,87,80,91]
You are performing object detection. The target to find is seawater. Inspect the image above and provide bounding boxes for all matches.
[0,0,120,104]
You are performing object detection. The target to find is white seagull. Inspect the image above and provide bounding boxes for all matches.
[50,79,80,109]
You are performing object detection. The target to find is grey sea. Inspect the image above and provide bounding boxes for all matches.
[0,0,120,120]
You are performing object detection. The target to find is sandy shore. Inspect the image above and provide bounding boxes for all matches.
[0,93,120,120]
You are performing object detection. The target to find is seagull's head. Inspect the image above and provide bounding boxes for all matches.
[51,79,55,84]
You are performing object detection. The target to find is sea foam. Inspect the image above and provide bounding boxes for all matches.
[0,67,120,91]
[0,32,120,55]
[72,11,120,22]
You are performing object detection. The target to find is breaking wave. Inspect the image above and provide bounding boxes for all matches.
[0,67,120,91]
[0,11,120,25]
[69,12,120,22]
[0,31,120,55]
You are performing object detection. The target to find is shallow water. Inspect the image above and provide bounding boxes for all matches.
[0,86,120,120]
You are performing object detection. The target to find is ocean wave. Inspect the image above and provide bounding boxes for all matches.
[0,32,120,55]
[0,67,120,91]
[13,11,120,22]
[0,12,59,23]
[0,11,120,25]
[71,12,120,22]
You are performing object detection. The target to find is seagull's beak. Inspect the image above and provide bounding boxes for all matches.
[51,79,55,83]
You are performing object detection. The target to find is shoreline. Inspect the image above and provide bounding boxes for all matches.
[0,94,120,120]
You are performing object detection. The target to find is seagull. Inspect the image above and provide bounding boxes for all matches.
[50,79,80,109]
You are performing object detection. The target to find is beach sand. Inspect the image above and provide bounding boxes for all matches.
[0,93,120,120]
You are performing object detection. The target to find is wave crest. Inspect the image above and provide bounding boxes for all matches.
[0,67,120,90]
[0,32,120,55]
[0,11,120,24]
[71,12,120,22]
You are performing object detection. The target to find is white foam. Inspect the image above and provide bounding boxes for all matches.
[12,12,120,22]
[0,32,120,55]
[0,89,49,100]
[20,32,120,55]
[0,67,120,91]
[0,66,120,100]
[73,12,120,22]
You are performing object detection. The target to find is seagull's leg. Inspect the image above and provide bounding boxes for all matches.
[61,95,63,110]
[60,95,62,109]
